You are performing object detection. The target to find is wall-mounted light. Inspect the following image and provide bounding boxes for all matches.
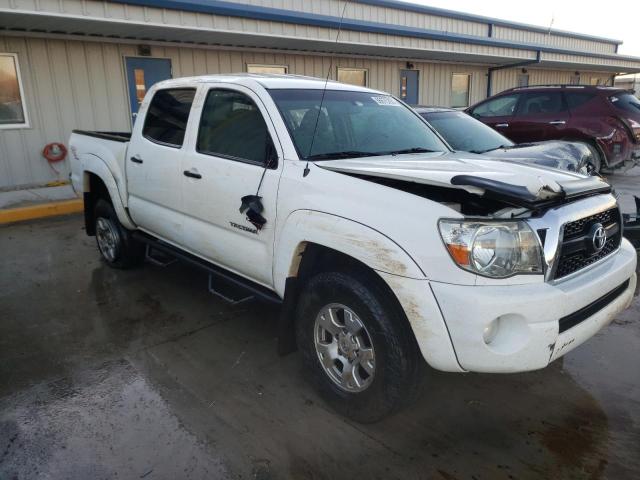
[521,68,528,74]
[406,62,415,70]
[137,45,151,56]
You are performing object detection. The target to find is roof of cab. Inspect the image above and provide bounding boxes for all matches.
[152,73,386,94]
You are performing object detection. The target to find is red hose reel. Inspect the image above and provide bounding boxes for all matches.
[42,142,68,162]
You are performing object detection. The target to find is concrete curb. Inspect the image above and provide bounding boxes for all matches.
[0,199,83,225]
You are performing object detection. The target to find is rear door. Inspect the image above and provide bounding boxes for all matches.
[509,91,570,143]
[180,85,283,286]
[126,87,196,245]
[468,93,520,139]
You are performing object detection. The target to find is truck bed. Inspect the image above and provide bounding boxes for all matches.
[72,130,131,142]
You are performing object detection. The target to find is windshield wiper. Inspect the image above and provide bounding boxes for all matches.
[469,144,511,154]
[386,147,437,155]
[306,151,382,160]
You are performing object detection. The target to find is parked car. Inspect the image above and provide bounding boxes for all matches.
[415,106,598,173]
[69,75,637,422]
[466,85,640,171]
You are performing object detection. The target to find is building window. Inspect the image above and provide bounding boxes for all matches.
[247,64,288,74]
[0,53,28,129]
[337,67,368,87]
[517,74,529,87]
[451,73,471,108]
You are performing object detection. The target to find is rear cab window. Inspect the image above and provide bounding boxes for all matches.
[143,88,196,147]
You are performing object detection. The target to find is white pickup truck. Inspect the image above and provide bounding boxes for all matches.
[70,74,637,422]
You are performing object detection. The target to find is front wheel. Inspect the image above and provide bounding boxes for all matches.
[296,270,423,422]
[94,199,144,269]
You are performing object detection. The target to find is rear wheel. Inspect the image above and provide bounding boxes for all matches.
[94,199,144,269]
[296,270,423,422]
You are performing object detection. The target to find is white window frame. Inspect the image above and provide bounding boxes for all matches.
[450,73,472,109]
[246,64,288,74]
[336,67,369,87]
[0,53,30,130]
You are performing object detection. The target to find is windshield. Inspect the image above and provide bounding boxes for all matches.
[610,92,640,115]
[268,89,448,159]
[421,111,514,153]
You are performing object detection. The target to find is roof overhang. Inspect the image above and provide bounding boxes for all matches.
[1,7,639,74]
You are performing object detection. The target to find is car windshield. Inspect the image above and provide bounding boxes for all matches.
[421,110,514,153]
[268,89,448,160]
[610,92,640,115]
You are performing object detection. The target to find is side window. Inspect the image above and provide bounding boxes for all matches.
[197,89,275,166]
[517,92,566,116]
[143,88,196,147]
[566,92,596,110]
[471,94,519,118]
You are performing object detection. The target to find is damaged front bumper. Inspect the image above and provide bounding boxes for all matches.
[429,239,637,373]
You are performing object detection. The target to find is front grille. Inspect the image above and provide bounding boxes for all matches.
[553,207,621,280]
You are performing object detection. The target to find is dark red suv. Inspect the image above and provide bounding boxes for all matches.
[466,86,640,171]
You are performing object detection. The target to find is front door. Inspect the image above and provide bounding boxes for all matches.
[400,70,419,105]
[180,85,283,286]
[125,57,172,125]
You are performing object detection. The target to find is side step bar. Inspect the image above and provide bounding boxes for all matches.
[132,232,282,305]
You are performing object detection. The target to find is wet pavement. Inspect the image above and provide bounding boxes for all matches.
[1,181,639,479]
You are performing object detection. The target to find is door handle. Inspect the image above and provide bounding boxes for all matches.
[183,169,202,179]
[130,155,143,164]
[495,123,509,128]
[549,120,566,125]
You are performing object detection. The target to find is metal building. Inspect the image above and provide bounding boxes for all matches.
[1,0,640,190]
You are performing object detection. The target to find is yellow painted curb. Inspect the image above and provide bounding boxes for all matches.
[0,199,84,225]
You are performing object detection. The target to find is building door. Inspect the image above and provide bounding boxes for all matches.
[125,57,172,125]
[400,70,419,105]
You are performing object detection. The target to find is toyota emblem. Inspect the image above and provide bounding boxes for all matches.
[592,224,607,253]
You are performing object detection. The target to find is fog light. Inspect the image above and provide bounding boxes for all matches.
[483,319,499,344]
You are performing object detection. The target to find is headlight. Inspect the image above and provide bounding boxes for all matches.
[438,219,543,278]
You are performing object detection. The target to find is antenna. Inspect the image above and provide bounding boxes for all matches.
[303,0,350,177]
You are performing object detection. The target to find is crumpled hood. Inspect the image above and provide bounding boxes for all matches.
[316,151,610,205]
[486,141,592,173]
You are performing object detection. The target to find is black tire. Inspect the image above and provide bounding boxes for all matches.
[94,198,144,269]
[296,269,423,422]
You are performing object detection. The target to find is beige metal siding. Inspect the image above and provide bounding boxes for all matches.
[491,68,613,95]
[0,36,132,189]
[0,34,490,188]
[221,0,489,36]
[492,26,617,55]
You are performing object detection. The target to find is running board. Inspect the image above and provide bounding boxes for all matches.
[132,232,282,305]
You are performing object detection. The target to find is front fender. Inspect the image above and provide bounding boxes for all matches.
[81,154,136,230]
[273,209,425,296]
